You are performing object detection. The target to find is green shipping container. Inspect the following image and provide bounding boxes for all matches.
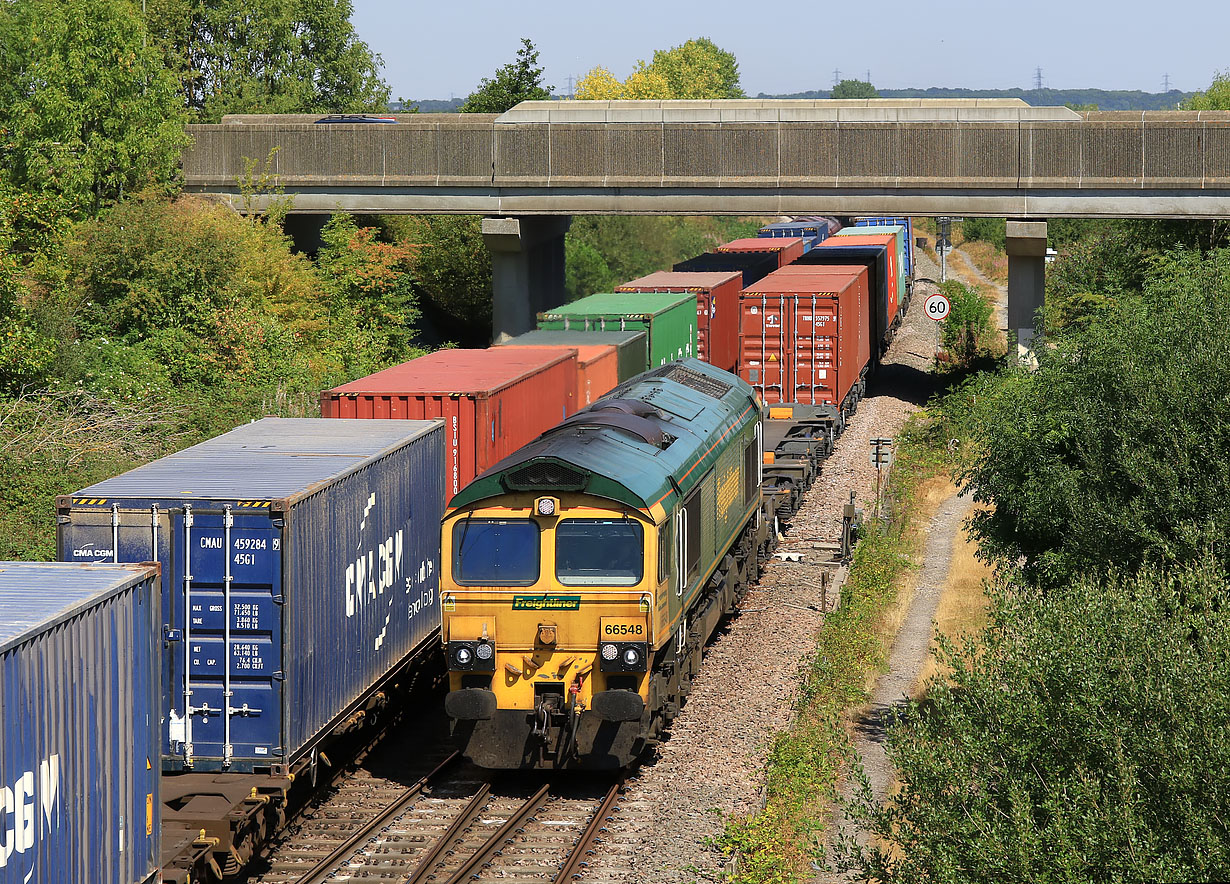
[495,328,649,381]
[537,292,697,369]
[837,224,907,307]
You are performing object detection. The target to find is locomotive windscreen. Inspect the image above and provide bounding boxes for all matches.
[555,519,644,586]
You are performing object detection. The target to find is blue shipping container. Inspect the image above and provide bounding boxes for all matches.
[798,242,893,351]
[756,220,832,252]
[0,562,161,884]
[853,216,914,277]
[57,418,445,773]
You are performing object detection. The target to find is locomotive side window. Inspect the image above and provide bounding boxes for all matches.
[556,519,644,586]
[683,488,701,579]
[658,519,673,584]
[453,519,540,585]
[744,437,758,506]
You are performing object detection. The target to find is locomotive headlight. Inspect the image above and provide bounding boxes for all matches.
[536,496,558,516]
[448,639,496,672]
[600,642,619,661]
[622,647,642,668]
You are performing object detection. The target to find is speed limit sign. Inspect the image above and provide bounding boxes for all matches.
[923,293,951,322]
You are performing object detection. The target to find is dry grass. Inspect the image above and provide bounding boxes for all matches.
[912,504,993,692]
[959,240,1008,285]
[861,476,954,696]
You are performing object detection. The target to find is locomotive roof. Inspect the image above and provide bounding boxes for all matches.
[448,359,759,514]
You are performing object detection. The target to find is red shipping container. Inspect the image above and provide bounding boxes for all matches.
[716,237,806,267]
[320,348,578,499]
[738,267,871,409]
[615,271,742,372]
[817,233,899,328]
[495,341,619,407]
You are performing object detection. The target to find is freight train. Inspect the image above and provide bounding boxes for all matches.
[5,215,913,880]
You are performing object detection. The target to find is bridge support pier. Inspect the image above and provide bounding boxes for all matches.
[1006,220,1048,364]
[482,216,572,342]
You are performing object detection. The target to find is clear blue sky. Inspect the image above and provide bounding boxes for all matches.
[349,0,1224,100]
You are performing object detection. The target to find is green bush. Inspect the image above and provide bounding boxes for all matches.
[847,560,1230,883]
[953,247,1230,586]
[958,217,1005,249]
[938,280,994,367]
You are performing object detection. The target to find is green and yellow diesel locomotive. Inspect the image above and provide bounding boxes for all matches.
[440,359,772,769]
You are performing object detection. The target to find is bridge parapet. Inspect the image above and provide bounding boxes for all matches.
[182,103,1230,217]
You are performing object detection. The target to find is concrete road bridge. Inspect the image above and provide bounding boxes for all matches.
[180,99,1230,340]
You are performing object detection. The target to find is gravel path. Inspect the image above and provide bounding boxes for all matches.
[818,490,976,879]
[584,251,946,883]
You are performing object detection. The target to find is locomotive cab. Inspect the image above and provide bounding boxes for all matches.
[442,494,661,768]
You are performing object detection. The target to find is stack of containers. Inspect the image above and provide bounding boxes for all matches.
[58,418,445,772]
[716,237,806,268]
[802,233,897,353]
[495,328,648,383]
[673,250,779,289]
[615,271,742,373]
[756,219,832,252]
[323,349,576,500]
[537,292,697,369]
[852,216,914,278]
[837,223,909,311]
[0,561,162,884]
[738,265,871,413]
[496,338,619,407]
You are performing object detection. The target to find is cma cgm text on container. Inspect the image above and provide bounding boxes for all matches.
[0,562,162,884]
[57,418,444,773]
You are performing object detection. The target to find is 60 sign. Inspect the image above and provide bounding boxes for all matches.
[923,293,952,322]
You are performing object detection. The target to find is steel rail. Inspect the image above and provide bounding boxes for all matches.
[439,783,552,884]
[552,780,623,883]
[293,750,460,884]
[402,782,495,884]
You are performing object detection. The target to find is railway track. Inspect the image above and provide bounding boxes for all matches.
[249,739,625,884]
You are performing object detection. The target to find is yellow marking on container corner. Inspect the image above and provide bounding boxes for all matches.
[73,498,108,506]
[234,501,271,508]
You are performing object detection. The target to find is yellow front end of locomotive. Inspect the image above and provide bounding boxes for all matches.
[440,493,666,768]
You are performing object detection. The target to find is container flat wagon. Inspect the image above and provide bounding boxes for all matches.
[0,562,162,884]
[58,418,445,775]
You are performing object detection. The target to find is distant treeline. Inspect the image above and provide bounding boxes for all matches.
[403,88,1195,112]
[758,87,1195,110]
[392,98,463,112]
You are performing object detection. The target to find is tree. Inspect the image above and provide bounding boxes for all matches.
[831,79,879,99]
[847,560,1230,883]
[1183,70,1230,110]
[646,38,744,99]
[145,0,390,121]
[575,66,624,101]
[459,38,553,114]
[576,37,744,101]
[0,0,187,211]
[953,248,1230,586]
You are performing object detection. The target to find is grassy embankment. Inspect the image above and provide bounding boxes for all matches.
[718,413,958,882]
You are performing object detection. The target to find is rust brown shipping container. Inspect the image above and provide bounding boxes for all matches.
[495,340,619,407]
[615,270,742,372]
[321,348,578,499]
[738,266,871,410]
[716,236,806,268]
